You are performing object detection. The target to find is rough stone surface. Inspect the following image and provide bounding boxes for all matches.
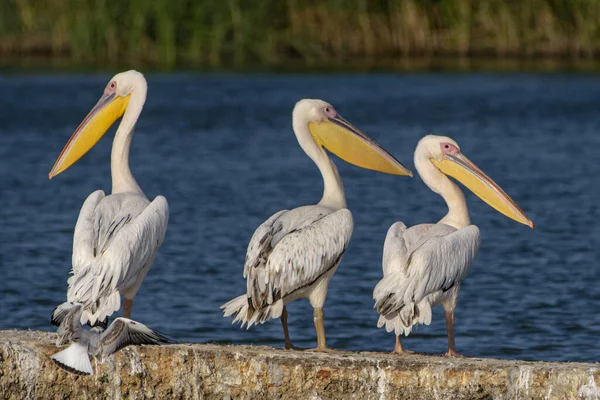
[1,330,599,399]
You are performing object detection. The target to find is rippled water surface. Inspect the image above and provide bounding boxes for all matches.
[1,72,599,362]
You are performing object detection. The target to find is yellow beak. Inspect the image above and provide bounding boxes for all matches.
[48,93,130,179]
[308,116,412,176]
[432,153,534,228]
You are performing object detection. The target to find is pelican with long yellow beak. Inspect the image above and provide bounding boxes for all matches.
[49,70,168,326]
[222,99,412,351]
[374,135,533,357]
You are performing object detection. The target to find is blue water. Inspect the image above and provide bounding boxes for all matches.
[0,72,598,362]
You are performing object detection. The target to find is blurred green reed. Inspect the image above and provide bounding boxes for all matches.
[1,0,599,68]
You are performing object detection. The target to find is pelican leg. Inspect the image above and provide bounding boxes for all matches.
[393,335,415,354]
[444,309,464,358]
[312,307,331,352]
[281,306,295,350]
[123,298,133,319]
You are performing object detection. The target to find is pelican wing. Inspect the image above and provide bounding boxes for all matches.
[381,222,443,276]
[72,190,106,273]
[382,222,409,277]
[375,224,480,316]
[97,318,170,357]
[243,210,289,279]
[67,194,169,324]
[246,207,353,312]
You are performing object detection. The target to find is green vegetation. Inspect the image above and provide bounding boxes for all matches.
[1,0,600,68]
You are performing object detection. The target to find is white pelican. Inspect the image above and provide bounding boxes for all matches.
[51,302,169,375]
[49,70,169,327]
[222,99,412,351]
[373,135,533,357]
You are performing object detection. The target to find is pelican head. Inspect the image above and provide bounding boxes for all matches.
[48,70,147,179]
[293,99,413,176]
[416,135,533,228]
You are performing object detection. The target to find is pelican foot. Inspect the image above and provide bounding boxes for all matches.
[392,336,421,355]
[307,346,335,353]
[392,348,419,355]
[444,349,465,358]
[284,342,301,351]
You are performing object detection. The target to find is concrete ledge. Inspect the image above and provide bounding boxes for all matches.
[0,330,599,399]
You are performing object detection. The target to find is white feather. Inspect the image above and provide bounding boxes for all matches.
[51,342,93,376]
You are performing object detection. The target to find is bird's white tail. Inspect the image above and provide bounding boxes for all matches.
[221,295,283,328]
[82,291,120,326]
[50,342,94,376]
[377,299,432,336]
[67,267,121,326]
[67,292,120,327]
